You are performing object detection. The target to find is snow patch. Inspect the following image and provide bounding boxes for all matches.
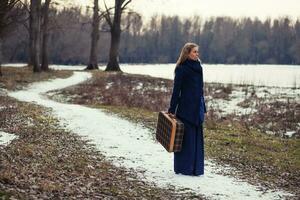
[284,131,296,137]
[0,88,8,96]
[207,89,257,116]
[134,82,143,90]
[105,82,114,89]
[153,85,168,92]
[1,63,26,68]
[0,131,18,146]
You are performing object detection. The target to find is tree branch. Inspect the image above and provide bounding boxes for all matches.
[121,0,131,11]
[103,0,113,28]
[98,7,113,21]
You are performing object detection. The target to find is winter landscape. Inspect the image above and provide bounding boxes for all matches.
[1,0,300,199]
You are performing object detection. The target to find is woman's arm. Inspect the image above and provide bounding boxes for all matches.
[168,66,184,114]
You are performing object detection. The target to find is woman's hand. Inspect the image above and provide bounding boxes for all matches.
[168,112,176,118]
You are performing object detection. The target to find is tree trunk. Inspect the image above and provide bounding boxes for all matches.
[106,28,121,71]
[30,0,41,72]
[0,39,2,76]
[28,5,33,67]
[105,0,123,71]
[41,0,50,71]
[86,0,99,70]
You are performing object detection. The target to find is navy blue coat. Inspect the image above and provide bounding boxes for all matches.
[168,59,206,126]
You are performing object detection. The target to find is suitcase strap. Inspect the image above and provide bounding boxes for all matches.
[163,112,177,152]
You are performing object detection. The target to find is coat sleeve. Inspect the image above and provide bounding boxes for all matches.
[168,66,184,114]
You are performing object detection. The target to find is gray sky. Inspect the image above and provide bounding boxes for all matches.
[73,0,300,21]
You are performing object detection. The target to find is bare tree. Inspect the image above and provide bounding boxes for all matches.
[0,0,22,76]
[41,0,50,71]
[0,1,16,33]
[0,41,2,76]
[28,0,33,67]
[104,0,131,71]
[29,0,41,72]
[86,0,100,70]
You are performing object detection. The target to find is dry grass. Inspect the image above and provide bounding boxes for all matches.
[205,83,233,100]
[0,66,72,90]
[250,100,300,137]
[48,71,173,112]
[235,93,300,138]
[204,120,300,194]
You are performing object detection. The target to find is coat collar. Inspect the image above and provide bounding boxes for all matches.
[183,58,202,74]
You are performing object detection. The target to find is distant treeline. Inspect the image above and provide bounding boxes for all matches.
[2,6,300,65]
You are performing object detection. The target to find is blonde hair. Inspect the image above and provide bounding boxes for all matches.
[176,42,199,67]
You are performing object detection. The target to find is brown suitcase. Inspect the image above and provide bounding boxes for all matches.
[155,111,184,152]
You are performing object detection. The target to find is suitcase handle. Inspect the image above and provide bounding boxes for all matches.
[168,113,176,119]
[164,111,175,118]
[163,111,176,120]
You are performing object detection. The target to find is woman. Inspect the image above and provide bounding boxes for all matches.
[168,42,206,176]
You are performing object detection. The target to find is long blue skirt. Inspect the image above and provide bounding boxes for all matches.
[174,117,204,176]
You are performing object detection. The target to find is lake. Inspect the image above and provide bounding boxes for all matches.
[4,63,300,88]
[100,63,300,88]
